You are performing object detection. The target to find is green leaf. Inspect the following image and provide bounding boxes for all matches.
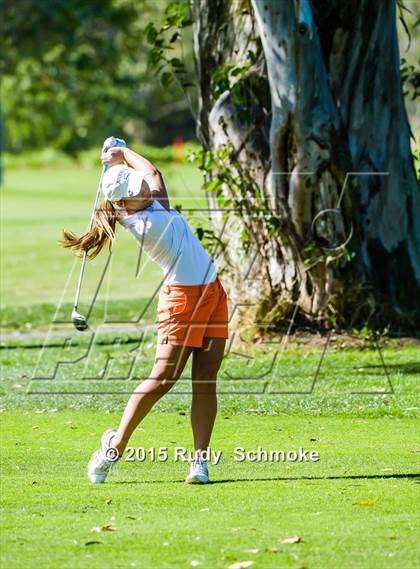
[161,71,174,87]
[163,2,190,27]
[144,22,158,44]
[203,179,221,192]
[170,57,184,68]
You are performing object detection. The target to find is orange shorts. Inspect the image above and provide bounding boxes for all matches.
[156,277,229,348]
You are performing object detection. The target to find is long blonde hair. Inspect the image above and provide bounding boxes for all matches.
[59,199,118,259]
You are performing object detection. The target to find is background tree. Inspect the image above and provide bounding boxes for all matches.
[187,0,419,331]
[0,0,196,153]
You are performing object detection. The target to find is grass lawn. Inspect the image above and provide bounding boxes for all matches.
[1,158,419,568]
[1,339,419,416]
[1,338,419,567]
[1,411,419,569]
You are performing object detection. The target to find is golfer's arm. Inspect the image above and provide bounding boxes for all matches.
[122,147,170,210]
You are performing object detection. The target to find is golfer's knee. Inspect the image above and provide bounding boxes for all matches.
[192,374,218,394]
[150,367,180,395]
[192,364,220,385]
[155,379,175,396]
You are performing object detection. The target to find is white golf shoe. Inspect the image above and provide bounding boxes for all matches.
[186,458,210,484]
[87,429,119,484]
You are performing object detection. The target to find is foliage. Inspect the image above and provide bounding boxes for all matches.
[189,144,280,253]
[144,1,195,91]
[398,0,419,104]
[1,0,138,152]
[1,0,195,153]
[351,324,391,341]
[400,58,420,101]
[2,142,200,170]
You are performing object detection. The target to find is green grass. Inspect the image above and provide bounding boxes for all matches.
[2,156,419,568]
[1,341,419,417]
[1,411,419,569]
[1,159,207,330]
[0,298,157,332]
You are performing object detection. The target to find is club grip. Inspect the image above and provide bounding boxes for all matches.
[102,136,127,153]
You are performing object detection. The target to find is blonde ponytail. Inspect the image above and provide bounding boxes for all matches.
[59,199,117,260]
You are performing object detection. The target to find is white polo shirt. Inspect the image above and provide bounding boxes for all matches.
[119,200,217,285]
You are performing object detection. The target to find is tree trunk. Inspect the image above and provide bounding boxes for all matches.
[192,0,419,331]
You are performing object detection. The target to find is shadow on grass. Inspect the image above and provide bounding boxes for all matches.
[112,473,420,485]
[359,363,420,375]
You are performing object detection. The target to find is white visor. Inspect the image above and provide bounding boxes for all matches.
[102,165,145,202]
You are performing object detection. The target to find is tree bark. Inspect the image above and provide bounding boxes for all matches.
[192,0,419,330]
[315,0,420,311]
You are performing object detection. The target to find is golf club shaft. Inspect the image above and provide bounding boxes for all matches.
[72,165,108,312]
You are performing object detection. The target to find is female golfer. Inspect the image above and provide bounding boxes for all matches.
[61,145,228,484]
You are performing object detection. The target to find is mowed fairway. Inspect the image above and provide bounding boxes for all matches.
[1,338,420,568]
[1,411,419,569]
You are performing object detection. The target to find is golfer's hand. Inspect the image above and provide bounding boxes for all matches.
[102,136,126,153]
[100,147,125,166]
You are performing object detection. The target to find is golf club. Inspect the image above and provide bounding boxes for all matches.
[71,136,126,331]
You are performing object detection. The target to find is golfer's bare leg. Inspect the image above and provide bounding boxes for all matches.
[191,337,225,455]
[112,343,193,455]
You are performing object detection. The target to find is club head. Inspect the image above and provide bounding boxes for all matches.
[71,309,89,331]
